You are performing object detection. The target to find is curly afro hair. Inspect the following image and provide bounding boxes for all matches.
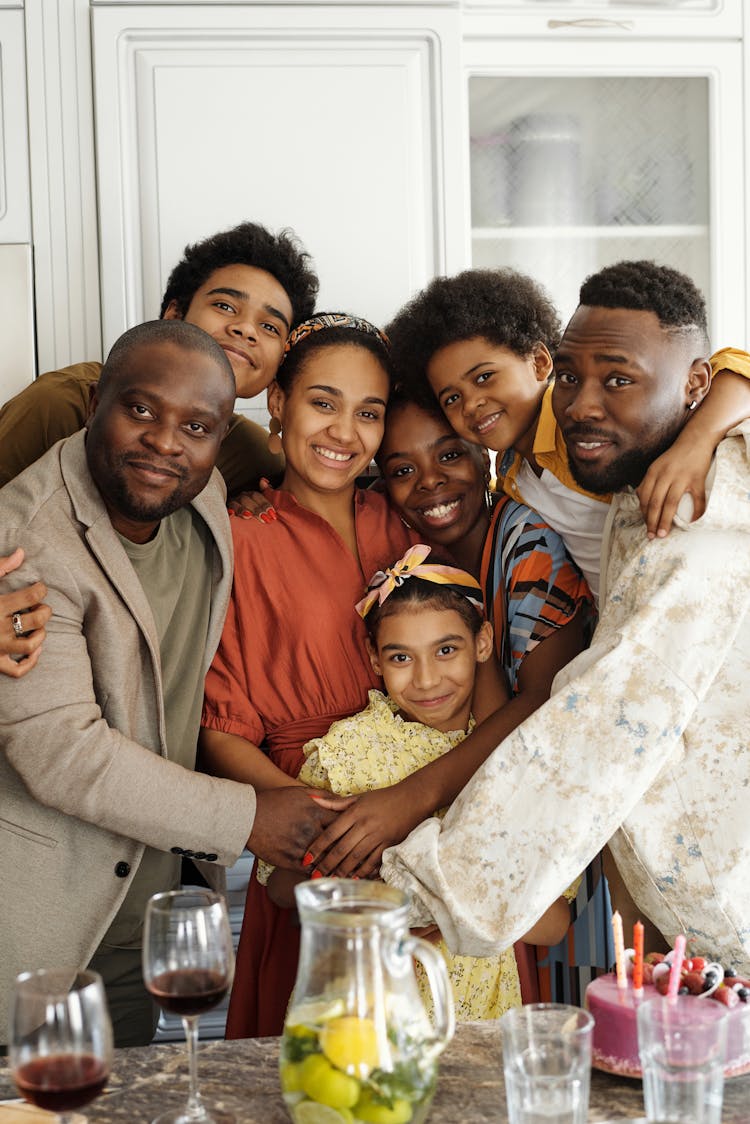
[159,221,319,328]
[579,260,708,344]
[386,268,562,393]
[384,381,445,425]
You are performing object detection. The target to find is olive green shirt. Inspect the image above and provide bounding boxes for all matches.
[0,361,283,495]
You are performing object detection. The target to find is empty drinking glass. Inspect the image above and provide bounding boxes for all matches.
[637,995,728,1124]
[501,1002,593,1124]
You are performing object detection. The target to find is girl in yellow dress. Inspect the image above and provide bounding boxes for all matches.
[260,544,574,1020]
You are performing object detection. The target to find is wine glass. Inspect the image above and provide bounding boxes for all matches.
[9,968,113,1123]
[142,889,235,1124]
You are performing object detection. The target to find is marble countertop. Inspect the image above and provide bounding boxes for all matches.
[3,1021,750,1122]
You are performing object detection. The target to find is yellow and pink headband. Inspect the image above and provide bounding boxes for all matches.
[356,544,483,619]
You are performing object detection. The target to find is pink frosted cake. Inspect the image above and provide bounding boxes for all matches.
[585,957,750,1078]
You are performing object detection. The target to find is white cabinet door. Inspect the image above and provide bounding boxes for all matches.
[0,8,30,245]
[0,9,34,396]
[465,37,745,347]
[91,4,465,359]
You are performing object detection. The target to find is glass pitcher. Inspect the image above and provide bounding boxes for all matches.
[280,879,455,1124]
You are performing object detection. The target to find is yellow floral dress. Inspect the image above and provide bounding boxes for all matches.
[260,689,524,1020]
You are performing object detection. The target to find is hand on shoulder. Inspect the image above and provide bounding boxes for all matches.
[0,548,52,678]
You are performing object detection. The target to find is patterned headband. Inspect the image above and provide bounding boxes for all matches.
[283,312,389,357]
[356,544,484,619]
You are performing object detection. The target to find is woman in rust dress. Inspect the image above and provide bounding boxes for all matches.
[199,314,416,1037]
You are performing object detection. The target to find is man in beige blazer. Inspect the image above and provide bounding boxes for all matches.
[0,319,335,1045]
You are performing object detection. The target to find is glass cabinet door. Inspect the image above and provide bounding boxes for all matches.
[466,40,745,343]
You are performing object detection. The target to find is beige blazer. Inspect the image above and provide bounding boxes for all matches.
[0,432,256,1035]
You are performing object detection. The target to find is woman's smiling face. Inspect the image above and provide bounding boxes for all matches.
[269,343,389,501]
[378,401,489,550]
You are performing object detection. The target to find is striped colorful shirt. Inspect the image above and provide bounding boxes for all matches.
[480,494,593,692]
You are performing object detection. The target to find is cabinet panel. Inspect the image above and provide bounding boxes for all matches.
[0,9,31,243]
[465,38,745,346]
[92,5,464,356]
[0,244,35,400]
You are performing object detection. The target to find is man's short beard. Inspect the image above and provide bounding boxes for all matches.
[568,428,680,495]
[100,451,202,525]
[105,472,193,523]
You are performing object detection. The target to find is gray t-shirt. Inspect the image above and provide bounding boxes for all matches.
[99,505,213,948]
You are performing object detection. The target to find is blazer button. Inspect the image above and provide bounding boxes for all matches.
[205,854,218,862]
[114,861,131,878]
[193,852,206,861]
[170,846,185,855]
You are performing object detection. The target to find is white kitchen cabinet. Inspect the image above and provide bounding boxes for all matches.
[0,8,35,399]
[465,36,746,346]
[7,2,750,380]
[0,7,31,246]
[91,2,465,384]
[462,0,741,40]
[23,0,101,375]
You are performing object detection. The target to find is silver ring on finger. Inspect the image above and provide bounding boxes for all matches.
[11,612,25,638]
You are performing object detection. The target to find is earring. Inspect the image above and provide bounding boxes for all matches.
[484,477,493,511]
[268,416,282,456]
[688,399,698,412]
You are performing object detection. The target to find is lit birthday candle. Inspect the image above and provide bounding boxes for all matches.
[633,920,644,996]
[612,910,627,990]
[667,934,687,1001]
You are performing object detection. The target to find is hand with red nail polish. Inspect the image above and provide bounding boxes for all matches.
[226,487,277,524]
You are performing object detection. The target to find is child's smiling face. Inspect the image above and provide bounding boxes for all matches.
[367,604,493,733]
[426,335,551,455]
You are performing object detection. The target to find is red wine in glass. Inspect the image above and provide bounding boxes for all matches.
[143,889,235,1124]
[147,968,229,1018]
[15,1053,110,1112]
[10,968,113,1124]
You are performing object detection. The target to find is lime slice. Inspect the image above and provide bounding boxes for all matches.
[287,998,347,1028]
[292,1102,354,1124]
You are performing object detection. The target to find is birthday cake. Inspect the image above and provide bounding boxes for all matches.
[585,952,750,1078]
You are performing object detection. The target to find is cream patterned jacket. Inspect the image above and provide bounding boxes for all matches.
[382,422,750,972]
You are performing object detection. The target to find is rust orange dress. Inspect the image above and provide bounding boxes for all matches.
[201,486,415,1038]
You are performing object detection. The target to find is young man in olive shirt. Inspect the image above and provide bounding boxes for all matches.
[0,221,318,675]
[0,220,319,495]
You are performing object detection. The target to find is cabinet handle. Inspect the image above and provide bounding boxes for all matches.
[548,18,635,30]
